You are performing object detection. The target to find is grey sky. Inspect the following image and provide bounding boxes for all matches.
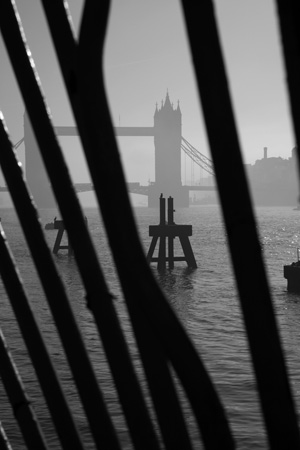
[0,0,294,191]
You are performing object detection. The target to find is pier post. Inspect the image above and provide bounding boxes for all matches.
[146,195,197,269]
[167,196,174,225]
[160,196,166,225]
[167,197,175,269]
[52,220,73,256]
[158,196,166,270]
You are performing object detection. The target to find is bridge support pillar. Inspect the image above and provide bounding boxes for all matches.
[24,112,55,208]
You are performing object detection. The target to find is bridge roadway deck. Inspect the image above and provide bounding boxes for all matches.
[75,184,215,194]
[54,126,155,137]
[0,184,216,194]
[185,185,215,191]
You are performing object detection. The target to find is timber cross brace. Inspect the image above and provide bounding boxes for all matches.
[147,195,197,270]
[52,219,73,256]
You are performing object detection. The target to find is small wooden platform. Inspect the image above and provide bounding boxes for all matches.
[53,220,73,255]
[284,263,300,293]
[284,248,300,293]
[147,196,197,270]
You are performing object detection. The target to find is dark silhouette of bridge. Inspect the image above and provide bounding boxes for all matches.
[22,92,215,207]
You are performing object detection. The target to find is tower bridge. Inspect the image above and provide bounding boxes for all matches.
[22,92,215,207]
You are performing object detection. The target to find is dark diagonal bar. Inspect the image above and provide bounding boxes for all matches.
[0,222,84,449]
[78,1,234,448]
[0,115,120,449]
[39,0,235,448]
[0,2,159,449]
[181,1,300,448]
[41,2,191,448]
[275,1,300,179]
[0,329,48,449]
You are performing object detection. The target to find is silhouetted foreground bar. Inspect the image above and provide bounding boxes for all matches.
[147,196,197,269]
[5,0,294,447]
[42,1,234,448]
[1,2,160,449]
[0,330,48,449]
[275,2,300,294]
[0,114,120,449]
[0,223,84,449]
[275,1,300,178]
[181,1,300,448]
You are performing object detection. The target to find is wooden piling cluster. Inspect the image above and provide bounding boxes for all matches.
[147,196,197,270]
[53,219,73,255]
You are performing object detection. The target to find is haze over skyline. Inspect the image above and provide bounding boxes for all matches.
[0,1,296,196]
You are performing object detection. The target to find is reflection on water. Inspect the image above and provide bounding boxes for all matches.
[155,267,196,327]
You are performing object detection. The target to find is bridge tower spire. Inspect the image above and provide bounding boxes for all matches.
[149,91,188,207]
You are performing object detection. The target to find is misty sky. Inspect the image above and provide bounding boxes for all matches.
[0,0,295,194]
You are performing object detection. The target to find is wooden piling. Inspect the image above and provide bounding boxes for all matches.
[147,195,197,269]
[53,220,73,255]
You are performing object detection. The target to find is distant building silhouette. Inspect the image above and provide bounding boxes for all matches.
[245,147,299,206]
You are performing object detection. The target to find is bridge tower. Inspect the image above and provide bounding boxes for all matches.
[148,92,189,207]
[23,93,190,209]
[24,112,55,208]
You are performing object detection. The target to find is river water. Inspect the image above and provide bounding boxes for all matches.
[0,204,300,449]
